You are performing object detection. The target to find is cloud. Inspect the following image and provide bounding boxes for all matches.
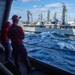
[34,0,40,1]
[44,3,62,8]
[22,0,31,2]
[33,5,38,8]
[31,3,62,13]
[9,1,74,22]
[22,0,40,2]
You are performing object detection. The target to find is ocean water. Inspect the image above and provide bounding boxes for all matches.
[23,31,75,74]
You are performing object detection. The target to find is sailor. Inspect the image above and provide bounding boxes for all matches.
[1,21,11,61]
[8,15,35,73]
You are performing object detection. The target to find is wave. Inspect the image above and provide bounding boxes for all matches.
[25,32,75,52]
[25,32,75,74]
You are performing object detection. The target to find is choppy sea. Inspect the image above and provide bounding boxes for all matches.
[23,31,75,74]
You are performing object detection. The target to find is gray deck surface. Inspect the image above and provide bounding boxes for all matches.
[0,51,47,75]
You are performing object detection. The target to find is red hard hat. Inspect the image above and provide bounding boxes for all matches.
[11,15,19,21]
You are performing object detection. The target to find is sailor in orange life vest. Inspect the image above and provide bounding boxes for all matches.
[1,22,11,61]
[8,15,35,73]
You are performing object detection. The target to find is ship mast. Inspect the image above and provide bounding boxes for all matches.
[53,11,57,20]
[62,2,67,25]
[47,10,50,24]
[27,10,32,24]
[37,13,43,23]
[40,13,43,22]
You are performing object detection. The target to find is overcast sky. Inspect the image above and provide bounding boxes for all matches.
[9,0,75,22]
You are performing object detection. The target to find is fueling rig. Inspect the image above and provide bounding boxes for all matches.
[24,2,68,26]
[26,10,33,24]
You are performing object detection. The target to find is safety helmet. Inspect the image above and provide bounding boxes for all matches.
[11,15,19,21]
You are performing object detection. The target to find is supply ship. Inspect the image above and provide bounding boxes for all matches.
[20,2,75,36]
